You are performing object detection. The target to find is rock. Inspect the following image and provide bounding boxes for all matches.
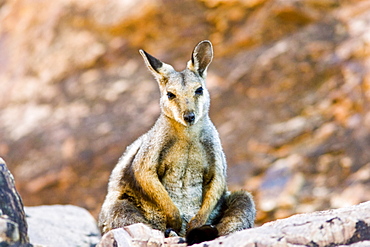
[0,157,100,247]
[25,205,100,247]
[100,201,370,247]
[0,157,31,246]
[97,223,186,247]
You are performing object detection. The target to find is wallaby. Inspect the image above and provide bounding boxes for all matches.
[98,40,256,244]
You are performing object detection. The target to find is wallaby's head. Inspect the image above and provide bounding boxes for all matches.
[140,40,213,127]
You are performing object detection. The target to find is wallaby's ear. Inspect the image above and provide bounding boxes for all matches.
[187,40,213,78]
[139,49,175,82]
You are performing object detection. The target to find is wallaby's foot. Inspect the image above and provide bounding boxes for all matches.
[186,225,219,245]
[164,228,178,237]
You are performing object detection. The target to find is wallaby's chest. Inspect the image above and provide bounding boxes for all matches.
[157,139,209,220]
[158,139,208,191]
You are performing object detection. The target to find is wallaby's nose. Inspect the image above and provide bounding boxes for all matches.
[183,111,195,124]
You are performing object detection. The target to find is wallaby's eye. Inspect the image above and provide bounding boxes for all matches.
[195,87,203,95]
[167,92,176,100]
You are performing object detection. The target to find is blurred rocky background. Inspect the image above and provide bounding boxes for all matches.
[1,0,370,226]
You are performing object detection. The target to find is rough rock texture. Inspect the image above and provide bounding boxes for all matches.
[1,0,370,225]
[25,205,100,247]
[98,201,370,247]
[97,223,186,247]
[0,157,31,246]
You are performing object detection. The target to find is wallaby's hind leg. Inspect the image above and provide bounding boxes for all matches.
[215,190,256,236]
[186,191,255,245]
[99,198,149,234]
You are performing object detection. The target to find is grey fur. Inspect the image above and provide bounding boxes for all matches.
[98,40,256,237]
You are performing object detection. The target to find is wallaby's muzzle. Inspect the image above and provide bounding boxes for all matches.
[183,111,195,125]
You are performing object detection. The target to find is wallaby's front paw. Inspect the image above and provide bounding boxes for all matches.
[167,209,182,232]
[187,218,200,231]
[186,216,206,232]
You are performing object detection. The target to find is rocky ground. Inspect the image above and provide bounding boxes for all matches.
[98,203,370,247]
[1,158,369,247]
[1,0,370,226]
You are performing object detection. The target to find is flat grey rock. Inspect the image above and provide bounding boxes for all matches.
[25,205,100,247]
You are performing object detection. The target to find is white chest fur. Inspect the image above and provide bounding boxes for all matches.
[159,139,207,227]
